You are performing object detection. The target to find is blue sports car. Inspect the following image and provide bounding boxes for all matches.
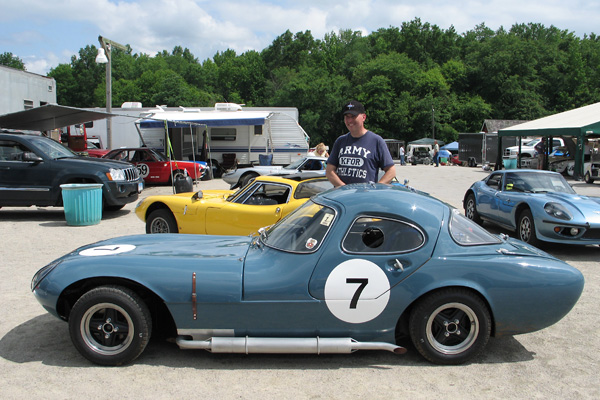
[32,183,583,366]
[464,169,600,246]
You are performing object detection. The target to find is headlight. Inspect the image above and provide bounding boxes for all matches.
[107,168,126,181]
[544,202,572,220]
[31,260,62,291]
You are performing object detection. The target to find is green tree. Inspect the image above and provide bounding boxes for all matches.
[0,52,26,70]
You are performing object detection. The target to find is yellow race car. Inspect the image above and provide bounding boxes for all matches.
[135,175,333,235]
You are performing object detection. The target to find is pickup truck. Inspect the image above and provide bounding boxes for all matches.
[503,137,565,159]
[0,132,143,211]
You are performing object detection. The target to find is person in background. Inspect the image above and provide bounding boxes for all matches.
[313,142,329,158]
[433,140,440,167]
[535,137,546,169]
[399,145,405,165]
[326,100,396,187]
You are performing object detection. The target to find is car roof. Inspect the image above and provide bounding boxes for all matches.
[317,183,446,223]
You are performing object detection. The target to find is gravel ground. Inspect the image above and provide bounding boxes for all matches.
[1,163,598,400]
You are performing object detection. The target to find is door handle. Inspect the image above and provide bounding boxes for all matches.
[393,259,404,271]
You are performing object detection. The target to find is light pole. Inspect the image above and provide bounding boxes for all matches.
[95,35,127,150]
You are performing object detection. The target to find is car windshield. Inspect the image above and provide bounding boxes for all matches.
[504,172,575,194]
[263,200,335,253]
[450,209,501,245]
[284,157,310,170]
[33,137,76,159]
[524,139,540,146]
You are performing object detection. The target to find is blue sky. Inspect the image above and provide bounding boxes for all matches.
[2,0,599,75]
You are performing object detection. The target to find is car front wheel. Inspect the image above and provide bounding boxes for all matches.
[464,194,482,225]
[585,172,595,184]
[69,286,152,366]
[518,209,540,247]
[146,209,178,233]
[409,289,491,365]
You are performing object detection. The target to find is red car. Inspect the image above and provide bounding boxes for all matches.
[103,147,206,184]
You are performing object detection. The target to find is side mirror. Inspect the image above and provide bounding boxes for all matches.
[22,152,43,162]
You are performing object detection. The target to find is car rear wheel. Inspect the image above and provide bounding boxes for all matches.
[409,289,491,365]
[146,209,178,233]
[464,194,482,225]
[239,173,259,188]
[518,209,540,247]
[69,286,152,366]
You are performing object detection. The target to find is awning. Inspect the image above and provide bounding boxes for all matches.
[499,102,600,137]
[138,110,271,128]
[0,104,112,131]
[497,102,600,178]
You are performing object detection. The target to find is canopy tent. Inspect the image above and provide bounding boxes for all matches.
[0,104,112,131]
[440,141,458,152]
[138,110,271,128]
[498,102,600,178]
[408,138,445,146]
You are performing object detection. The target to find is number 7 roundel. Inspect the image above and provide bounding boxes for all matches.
[324,259,391,324]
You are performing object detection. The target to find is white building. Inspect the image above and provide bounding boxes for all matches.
[0,65,56,115]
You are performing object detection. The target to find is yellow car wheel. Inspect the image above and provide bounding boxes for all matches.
[146,209,177,234]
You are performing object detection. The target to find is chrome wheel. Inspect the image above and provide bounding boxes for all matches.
[425,303,479,355]
[146,209,177,234]
[80,302,134,356]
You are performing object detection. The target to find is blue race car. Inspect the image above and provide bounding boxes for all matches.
[464,169,600,246]
[32,183,583,366]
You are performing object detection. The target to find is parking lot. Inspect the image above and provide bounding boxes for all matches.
[1,164,598,399]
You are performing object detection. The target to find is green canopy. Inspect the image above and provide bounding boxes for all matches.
[498,102,600,178]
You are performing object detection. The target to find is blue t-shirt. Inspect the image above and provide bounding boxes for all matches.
[327,131,394,184]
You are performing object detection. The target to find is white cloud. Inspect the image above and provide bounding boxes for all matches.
[3,0,600,75]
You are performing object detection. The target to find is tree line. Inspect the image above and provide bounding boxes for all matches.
[4,19,600,147]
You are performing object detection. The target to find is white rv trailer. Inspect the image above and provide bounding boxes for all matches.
[136,103,310,166]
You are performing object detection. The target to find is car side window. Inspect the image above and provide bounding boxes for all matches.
[342,216,425,254]
[294,179,334,199]
[236,183,291,205]
[0,140,28,161]
[486,174,502,190]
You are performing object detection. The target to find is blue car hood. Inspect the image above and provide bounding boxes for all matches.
[74,234,252,261]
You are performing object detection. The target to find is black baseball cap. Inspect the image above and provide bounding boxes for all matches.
[342,100,366,116]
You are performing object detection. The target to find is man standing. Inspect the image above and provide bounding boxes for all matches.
[326,100,396,187]
[433,140,440,167]
[399,145,405,166]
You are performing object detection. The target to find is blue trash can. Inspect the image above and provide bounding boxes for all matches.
[60,183,103,226]
[503,158,517,169]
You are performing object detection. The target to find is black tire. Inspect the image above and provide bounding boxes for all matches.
[409,289,491,365]
[464,194,482,225]
[517,209,540,247]
[585,172,594,184]
[239,173,258,188]
[146,209,178,233]
[69,286,152,366]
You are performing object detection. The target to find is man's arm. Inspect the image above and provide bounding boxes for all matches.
[326,164,346,187]
[378,164,396,184]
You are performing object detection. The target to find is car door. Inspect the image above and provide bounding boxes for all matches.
[204,181,291,235]
[0,139,55,205]
[307,214,435,327]
[474,172,504,221]
[493,172,527,227]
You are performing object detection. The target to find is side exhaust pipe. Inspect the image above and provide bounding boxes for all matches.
[176,336,406,355]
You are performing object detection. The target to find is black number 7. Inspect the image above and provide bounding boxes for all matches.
[346,278,369,309]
